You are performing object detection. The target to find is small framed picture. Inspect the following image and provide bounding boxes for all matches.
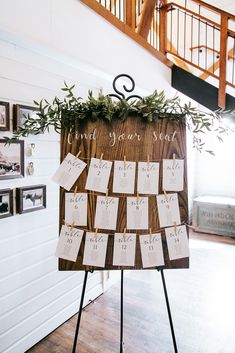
[13,104,39,131]
[0,139,24,179]
[0,189,14,219]
[0,101,10,131]
[16,185,46,214]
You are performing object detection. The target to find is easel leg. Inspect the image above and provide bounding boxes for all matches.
[72,271,89,353]
[120,270,124,353]
[160,270,178,353]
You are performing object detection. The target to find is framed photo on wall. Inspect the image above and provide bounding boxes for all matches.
[16,185,46,214]
[0,101,10,131]
[0,189,14,219]
[0,139,24,179]
[13,104,39,131]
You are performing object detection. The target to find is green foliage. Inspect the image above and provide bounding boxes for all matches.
[3,82,234,153]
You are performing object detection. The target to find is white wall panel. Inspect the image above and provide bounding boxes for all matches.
[0,0,171,352]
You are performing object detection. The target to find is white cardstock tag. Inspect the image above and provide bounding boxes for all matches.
[85,158,112,193]
[94,196,119,230]
[83,232,109,268]
[113,161,136,194]
[156,193,181,228]
[165,225,189,260]
[139,233,165,268]
[113,233,136,266]
[127,197,149,229]
[65,193,87,226]
[52,153,87,191]
[137,162,160,194]
[162,159,184,191]
[55,225,84,262]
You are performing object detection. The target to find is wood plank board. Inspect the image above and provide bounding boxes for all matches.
[59,116,189,270]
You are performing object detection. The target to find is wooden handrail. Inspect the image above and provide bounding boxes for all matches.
[80,0,173,68]
[192,0,235,21]
[200,48,235,80]
[166,2,221,29]
[166,3,235,40]
[82,0,235,107]
[190,45,234,61]
[190,45,220,57]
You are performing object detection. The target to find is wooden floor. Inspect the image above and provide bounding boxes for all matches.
[28,231,235,353]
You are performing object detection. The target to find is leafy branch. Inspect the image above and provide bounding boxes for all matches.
[4,82,234,153]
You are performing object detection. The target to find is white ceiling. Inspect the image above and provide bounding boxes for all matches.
[205,0,235,15]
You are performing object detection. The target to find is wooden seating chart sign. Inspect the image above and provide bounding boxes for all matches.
[58,114,189,271]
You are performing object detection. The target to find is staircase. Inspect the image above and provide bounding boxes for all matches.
[80,0,235,110]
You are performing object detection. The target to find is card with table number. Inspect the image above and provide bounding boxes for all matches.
[55,225,84,262]
[113,160,136,194]
[83,232,109,267]
[52,153,87,191]
[139,233,165,268]
[156,193,181,228]
[163,159,184,191]
[113,232,136,266]
[127,197,149,229]
[85,158,112,193]
[65,192,87,226]
[137,161,159,194]
[94,196,119,230]
[165,225,189,260]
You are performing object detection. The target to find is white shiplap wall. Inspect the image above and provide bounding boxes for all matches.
[0,31,172,353]
[0,1,172,351]
[0,40,108,353]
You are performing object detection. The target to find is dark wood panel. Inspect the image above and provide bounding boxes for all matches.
[59,117,189,271]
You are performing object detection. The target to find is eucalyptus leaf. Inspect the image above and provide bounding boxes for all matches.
[6,82,234,154]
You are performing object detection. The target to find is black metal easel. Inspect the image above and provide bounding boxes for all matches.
[71,75,178,353]
[71,269,178,353]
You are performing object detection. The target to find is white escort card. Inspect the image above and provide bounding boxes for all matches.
[85,158,112,193]
[163,159,184,191]
[156,193,181,228]
[113,160,136,194]
[52,153,87,191]
[83,232,108,267]
[165,225,189,260]
[137,162,159,194]
[65,193,87,226]
[94,196,119,230]
[139,233,165,268]
[113,233,136,266]
[127,197,149,229]
[55,225,84,262]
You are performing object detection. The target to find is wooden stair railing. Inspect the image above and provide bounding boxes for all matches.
[80,0,172,68]
[80,0,235,109]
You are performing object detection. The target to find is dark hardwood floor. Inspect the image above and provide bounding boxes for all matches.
[28,231,235,353]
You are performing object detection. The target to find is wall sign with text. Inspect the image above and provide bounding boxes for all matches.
[57,116,189,271]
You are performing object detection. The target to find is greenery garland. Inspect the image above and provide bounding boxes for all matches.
[4,82,233,154]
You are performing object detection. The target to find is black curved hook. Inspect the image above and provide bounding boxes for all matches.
[108,74,142,101]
